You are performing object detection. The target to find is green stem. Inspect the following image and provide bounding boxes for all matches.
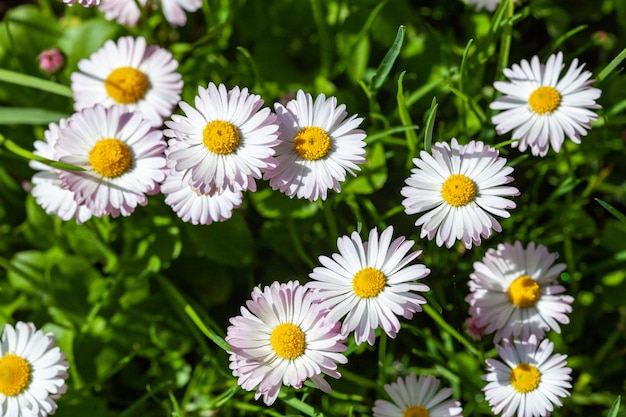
[423,304,481,359]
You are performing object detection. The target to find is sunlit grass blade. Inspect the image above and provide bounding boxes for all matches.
[607,396,621,417]
[156,274,230,352]
[597,47,626,83]
[423,97,438,153]
[496,0,514,77]
[0,68,72,97]
[236,46,261,91]
[370,25,405,92]
[397,71,419,158]
[595,198,626,223]
[0,107,68,125]
[541,24,589,58]
[0,134,85,171]
[459,38,474,95]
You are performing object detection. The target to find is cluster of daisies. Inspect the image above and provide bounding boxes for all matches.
[27,3,604,415]
[63,0,201,27]
[224,48,600,416]
[31,35,367,225]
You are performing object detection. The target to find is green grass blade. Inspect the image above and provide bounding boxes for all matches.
[0,135,85,171]
[496,0,514,77]
[156,274,230,352]
[0,68,72,97]
[597,47,626,83]
[607,396,621,417]
[542,24,589,57]
[0,107,68,125]
[370,25,405,92]
[595,198,626,223]
[423,97,438,153]
[397,71,419,158]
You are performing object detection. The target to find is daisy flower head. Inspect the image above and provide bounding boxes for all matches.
[98,0,202,27]
[263,89,367,201]
[465,240,573,343]
[483,336,572,417]
[161,161,243,225]
[307,225,430,346]
[401,138,519,249]
[164,82,280,193]
[226,280,347,406]
[55,104,167,218]
[491,51,602,157]
[29,119,93,224]
[0,321,69,417]
[373,374,463,417]
[71,36,183,127]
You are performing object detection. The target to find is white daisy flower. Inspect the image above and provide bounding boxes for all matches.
[98,0,142,26]
[98,0,202,27]
[161,161,243,225]
[306,225,430,346]
[483,336,572,417]
[63,0,99,6]
[0,321,69,417]
[491,51,601,157]
[55,104,167,218]
[373,374,463,417]
[161,0,202,27]
[226,280,347,406]
[71,36,183,127]
[466,240,573,343]
[263,90,367,201]
[400,138,519,249]
[29,119,93,224]
[164,82,280,193]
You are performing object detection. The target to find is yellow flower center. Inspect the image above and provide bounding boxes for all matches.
[0,354,31,396]
[528,86,561,115]
[104,67,150,104]
[403,406,430,417]
[510,363,541,393]
[352,267,386,298]
[507,275,541,308]
[293,126,331,160]
[202,120,240,155]
[441,174,477,207]
[89,138,133,178]
[270,323,306,360]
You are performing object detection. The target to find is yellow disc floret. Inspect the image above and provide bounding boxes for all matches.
[202,120,240,155]
[507,275,541,308]
[441,174,477,207]
[403,406,430,417]
[528,86,561,115]
[0,354,31,396]
[89,138,133,178]
[352,267,386,298]
[270,323,306,360]
[293,126,331,160]
[104,67,150,104]
[510,363,541,393]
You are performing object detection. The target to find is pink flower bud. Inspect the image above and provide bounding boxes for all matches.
[39,48,65,74]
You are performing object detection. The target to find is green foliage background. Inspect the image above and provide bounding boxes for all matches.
[0,0,625,416]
